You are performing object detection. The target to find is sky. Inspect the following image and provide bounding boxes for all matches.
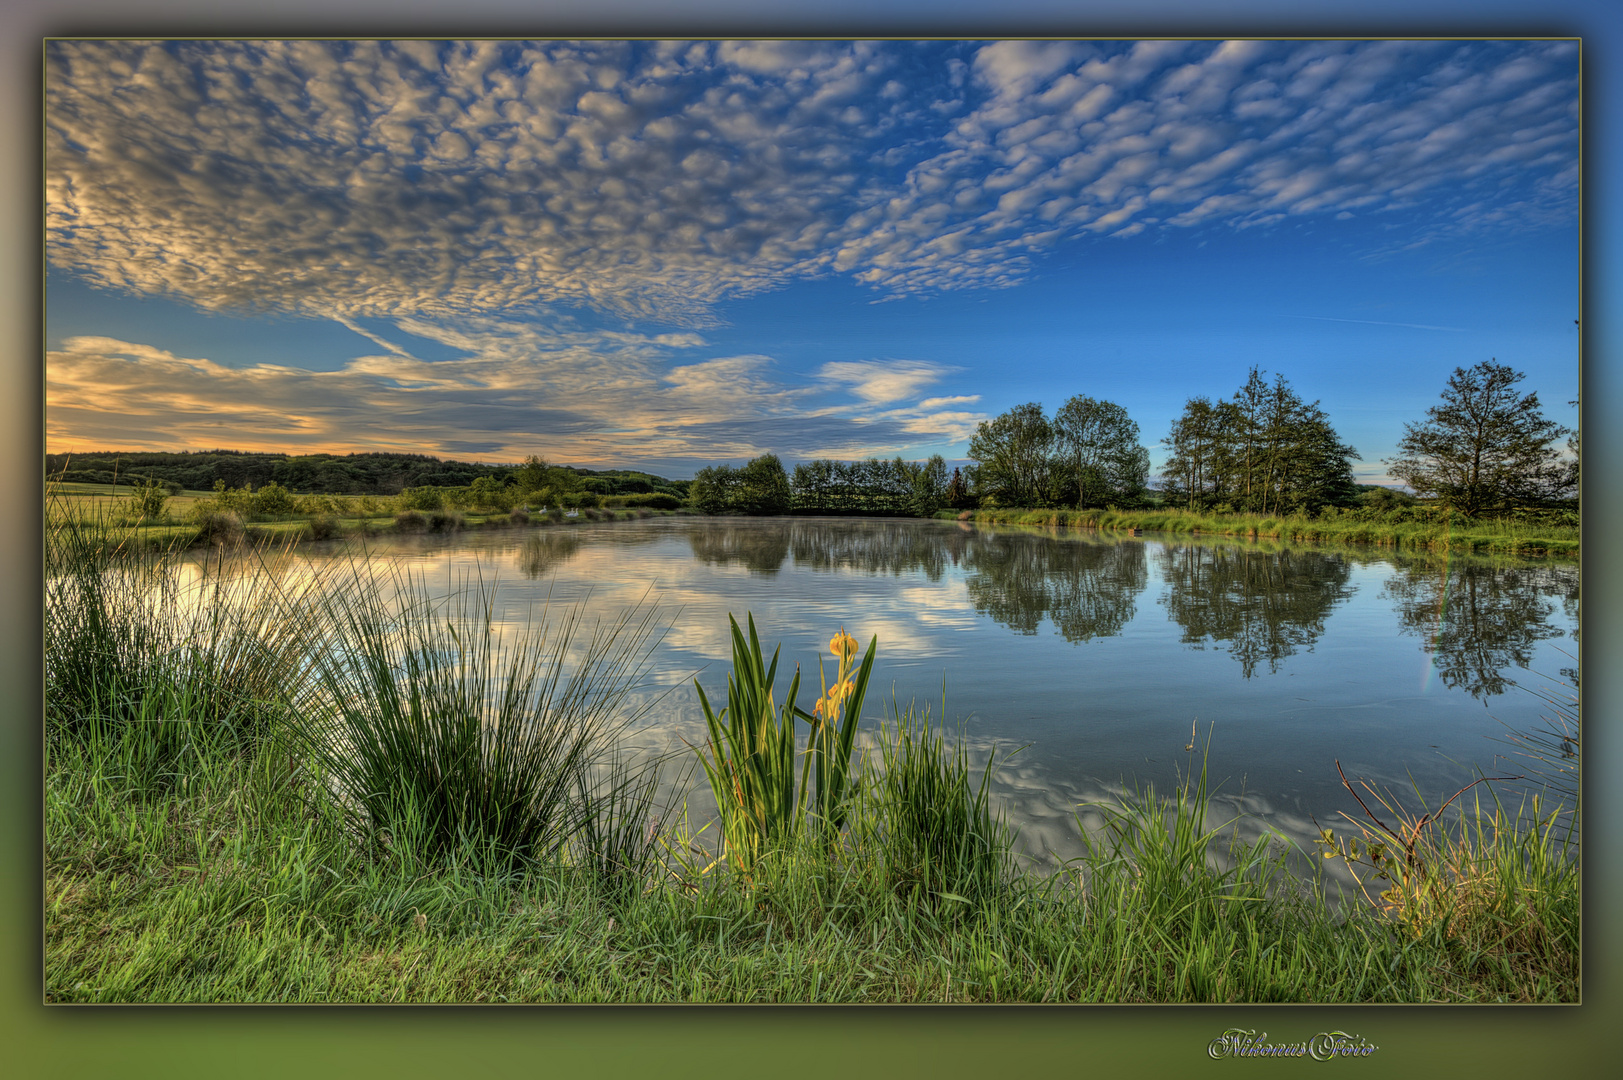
[44,37,1579,484]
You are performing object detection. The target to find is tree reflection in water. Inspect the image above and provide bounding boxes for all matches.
[1382,558,1577,698]
[516,532,583,579]
[1156,545,1355,677]
[687,523,793,573]
[686,518,971,578]
[961,530,1147,641]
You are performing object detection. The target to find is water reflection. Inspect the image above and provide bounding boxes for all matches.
[788,518,968,581]
[1382,560,1577,698]
[517,532,583,578]
[1156,545,1355,676]
[961,530,1147,641]
[688,523,792,573]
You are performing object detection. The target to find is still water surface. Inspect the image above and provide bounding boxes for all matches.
[274,517,1579,871]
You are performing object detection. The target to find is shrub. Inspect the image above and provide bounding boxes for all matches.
[250,481,299,518]
[307,515,342,540]
[129,479,169,522]
[508,507,530,526]
[192,510,245,546]
[865,702,1010,906]
[394,510,430,532]
[427,509,464,532]
[45,510,319,758]
[397,486,445,512]
[619,492,683,511]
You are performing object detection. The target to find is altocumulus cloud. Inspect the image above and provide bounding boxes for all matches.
[48,39,1577,325]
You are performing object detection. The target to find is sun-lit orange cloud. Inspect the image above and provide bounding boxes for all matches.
[46,327,987,467]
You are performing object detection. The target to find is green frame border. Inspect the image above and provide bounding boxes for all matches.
[12,5,1614,1077]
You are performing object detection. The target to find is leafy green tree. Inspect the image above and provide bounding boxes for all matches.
[1160,372,1357,515]
[688,465,738,514]
[1159,397,1225,511]
[1051,395,1148,508]
[907,454,949,517]
[1385,360,1571,515]
[737,453,792,514]
[968,402,1052,508]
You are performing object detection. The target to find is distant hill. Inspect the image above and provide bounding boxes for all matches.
[44,449,688,498]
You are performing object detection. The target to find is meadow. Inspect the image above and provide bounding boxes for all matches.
[43,502,1580,1003]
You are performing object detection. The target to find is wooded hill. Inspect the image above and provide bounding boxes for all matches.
[44,450,688,499]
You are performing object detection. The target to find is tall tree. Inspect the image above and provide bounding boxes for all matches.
[968,402,1052,508]
[1051,395,1148,508]
[1385,360,1570,515]
[1160,397,1224,511]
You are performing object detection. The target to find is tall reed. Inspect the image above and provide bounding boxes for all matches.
[294,564,666,869]
[862,700,1011,906]
[46,500,319,765]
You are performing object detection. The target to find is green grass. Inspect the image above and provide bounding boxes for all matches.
[953,506,1579,558]
[46,730,1578,1002]
[44,517,1579,1003]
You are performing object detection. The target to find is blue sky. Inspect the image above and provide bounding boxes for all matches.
[45,38,1579,484]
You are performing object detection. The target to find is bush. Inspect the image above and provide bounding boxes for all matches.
[292,565,666,867]
[192,510,245,546]
[427,509,464,532]
[250,481,298,518]
[307,515,342,540]
[866,702,1010,907]
[618,492,683,511]
[394,510,430,532]
[397,486,445,512]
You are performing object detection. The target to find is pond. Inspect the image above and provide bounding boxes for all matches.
[246,516,1580,875]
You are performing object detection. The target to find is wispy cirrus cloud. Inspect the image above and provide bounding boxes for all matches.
[47,39,1577,328]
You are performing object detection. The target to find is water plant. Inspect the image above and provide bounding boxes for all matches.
[46,503,316,761]
[863,699,1010,906]
[691,615,875,873]
[1314,763,1577,961]
[293,564,665,869]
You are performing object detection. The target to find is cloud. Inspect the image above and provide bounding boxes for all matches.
[45,324,983,469]
[46,40,1576,326]
[818,359,953,404]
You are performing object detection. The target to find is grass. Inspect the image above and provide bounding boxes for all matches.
[953,505,1579,559]
[292,560,667,869]
[44,515,1579,1003]
[46,479,683,552]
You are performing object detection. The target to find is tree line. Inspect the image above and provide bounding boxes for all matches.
[688,454,950,517]
[961,360,1572,518]
[45,449,690,502]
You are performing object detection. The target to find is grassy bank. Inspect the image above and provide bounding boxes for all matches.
[44,518,1580,1003]
[949,506,1580,559]
[47,481,687,551]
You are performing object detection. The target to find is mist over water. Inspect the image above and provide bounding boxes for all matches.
[255,517,1579,873]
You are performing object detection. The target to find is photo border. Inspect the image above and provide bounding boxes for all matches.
[10,3,1614,1076]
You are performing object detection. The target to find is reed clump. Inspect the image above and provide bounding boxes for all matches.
[292,564,667,870]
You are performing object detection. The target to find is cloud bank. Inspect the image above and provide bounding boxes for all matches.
[46,324,981,467]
